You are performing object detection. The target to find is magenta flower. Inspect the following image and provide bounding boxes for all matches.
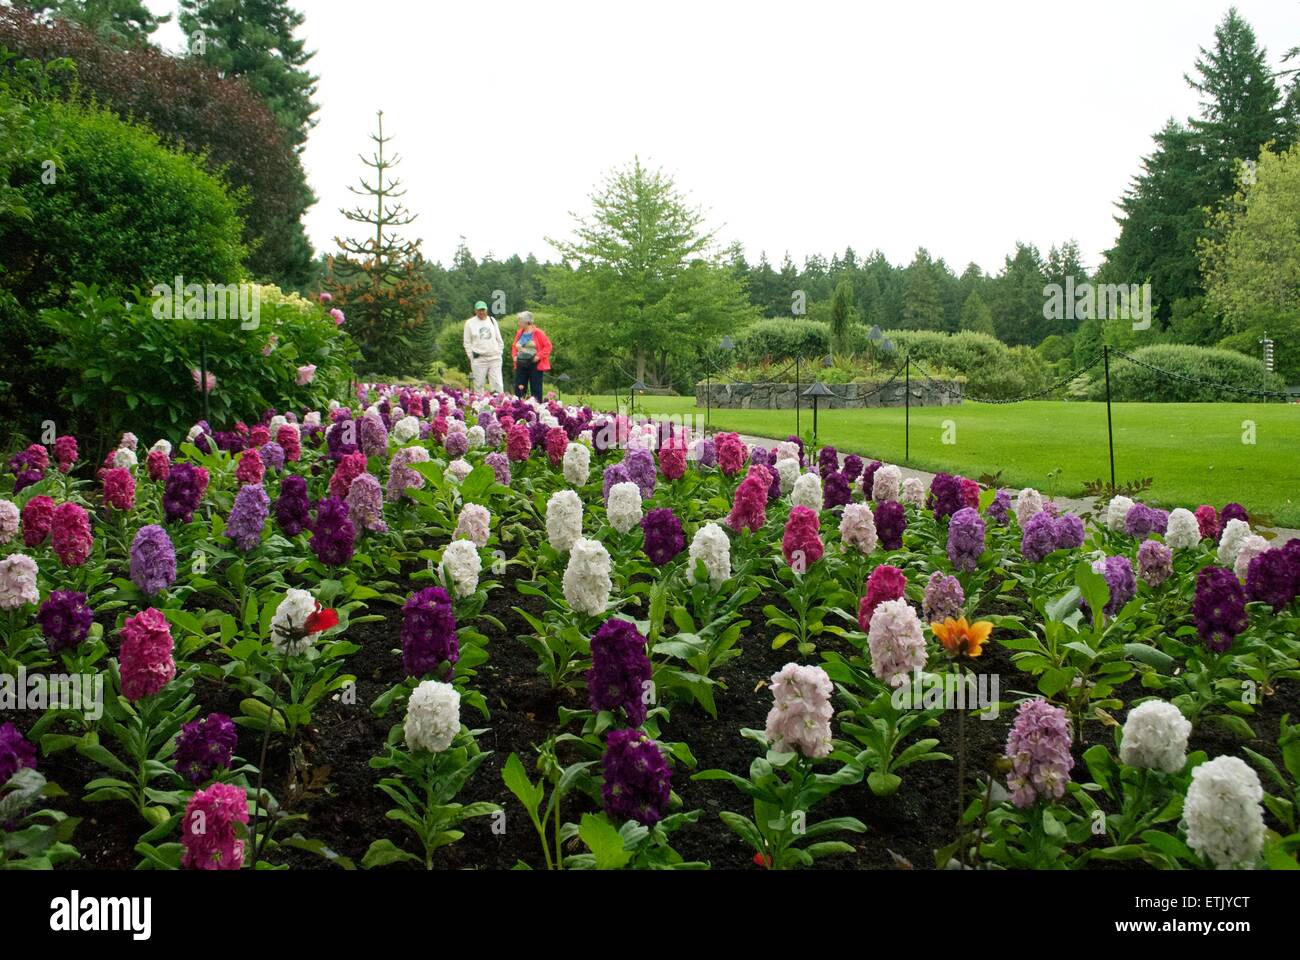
[181,782,248,870]
[782,505,824,569]
[119,608,176,701]
[51,502,93,567]
[859,564,906,631]
[101,467,136,511]
[727,464,771,534]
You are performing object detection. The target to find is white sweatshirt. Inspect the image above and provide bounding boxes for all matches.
[463,314,504,359]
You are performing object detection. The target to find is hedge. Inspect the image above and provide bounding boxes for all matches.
[1085,344,1287,402]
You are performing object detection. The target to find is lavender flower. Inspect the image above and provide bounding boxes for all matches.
[1004,699,1073,808]
[922,571,965,624]
[224,484,269,551]
[1137,540,1173,587]
[623,448,657,500]
[986,488,1011,526]
[946,507,986,572]
[1020,510,1058,563]
[485,452,511,486]
[129,524,177,595]
[1093,554,1136,617]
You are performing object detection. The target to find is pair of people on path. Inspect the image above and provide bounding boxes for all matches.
[461,301,551,401]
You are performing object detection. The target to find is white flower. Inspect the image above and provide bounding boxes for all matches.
[839,503,877,554]
[1216,519,1251,567]
[112,447,138,470]
[1016,488,1045,528]
[149,439,173,457]
[328,400,341,412]
[872,464,902,502]
[563,442,590,486]
[1120,700,1191,773]
[563,537,612,615]
[687,522,731,590]
[453,503,491,547]
[404,680,461,753]
[186,424,206,443]
[0,553,39,610]
[303,411,322,428]
[791,472,823,512]
[391,416,421,443]
[1184,756,1266,869]
[776,458,800,495]
[606,481,643,535]
[447,458,473,483]
[447,418,467,437]
[538,410,560,430]
[867,598,928,688]
[1106,495,1134,532]
[775,441,800,463]
[439,539,482,598]
[270,588,319,654]
[546,490,583,552]
[901,477,925,507]
[466,425,486,449]
[1165,508,1201,550]
[1233,534,1268,581]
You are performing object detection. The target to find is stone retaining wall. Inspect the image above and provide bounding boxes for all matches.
[695,380,963,409]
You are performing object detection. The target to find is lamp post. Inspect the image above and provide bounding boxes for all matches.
[556,372,571,402]
[803,380,835,445]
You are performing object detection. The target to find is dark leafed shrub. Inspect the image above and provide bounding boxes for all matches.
[734,319,831,365]
[0,6,313,287]
[1085,344,1286,402]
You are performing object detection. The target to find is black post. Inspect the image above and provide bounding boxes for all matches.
[904,355,910,464]
[795,356,802,437]
[812,397,819,443]
[200,331,210,424]
[705,372,711,430]
[1103,345,1116,491]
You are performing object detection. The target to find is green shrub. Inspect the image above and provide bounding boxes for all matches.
[1085,343,1286,402]
[734,319,830,365]
[863,330,1053,400]
[37,283,359,446]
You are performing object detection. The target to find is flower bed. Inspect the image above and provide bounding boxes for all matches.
[1,387,1297,871]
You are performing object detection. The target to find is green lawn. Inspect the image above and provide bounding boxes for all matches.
[564,394,1300,527]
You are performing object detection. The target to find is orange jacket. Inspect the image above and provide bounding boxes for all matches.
[512,325,552,371]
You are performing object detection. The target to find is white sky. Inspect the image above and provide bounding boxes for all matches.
[146,0,1299,275]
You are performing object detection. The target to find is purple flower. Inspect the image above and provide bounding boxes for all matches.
[310,497,355,567]
[602,464,630,504]
[1004,700,1073,808]
[695,440,716,469]
[224,484,269,551]
[360,415,389,458]
[842,454,864,482]
[274,475,313,537]
[36,590,94,654]
[923,571,965,624]
[1053,513,1086,551]
[946,507,985,572]
[401,587,459,677]
[1124,503,1168,540]
[861,460,882,498]
[174,713,237,785]
[818,446,839,479]
[586,618,652,725]
[641,508,685,566]
[623,449,657,500]
[260,441,285,473]
[986,488,1011,526]
[1093,555,1136,617]
[1220,503,1249,527]
[927,472,963,521]
[485,452,511,486]
[1246,547,1299,612]
[0,722,38,785]
[1020,511,1058,563]
[823,472,852,510]
[1193,566,1249,652]
[346,473,387,534]
[1138,540,1173,587]
[444,429,469,459]
[601,728,671,826]
[874,500,907,550]
[163,464,205,524]
[129,524,177,596]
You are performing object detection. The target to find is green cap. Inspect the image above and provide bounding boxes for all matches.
[474,301,488,311]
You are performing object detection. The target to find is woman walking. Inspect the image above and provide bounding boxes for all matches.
[511,311,552,402]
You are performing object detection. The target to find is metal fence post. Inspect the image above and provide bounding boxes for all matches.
[1104,345,1116,491]
[905,355,910,464]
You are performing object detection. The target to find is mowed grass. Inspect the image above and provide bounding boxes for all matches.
[565,394,1300,527]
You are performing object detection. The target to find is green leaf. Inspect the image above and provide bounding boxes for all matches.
[577,814,633,870]
[361,838,421,869]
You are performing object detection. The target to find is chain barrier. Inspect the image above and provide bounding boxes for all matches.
[908,354,1105,404]
[1109,349,1294,401]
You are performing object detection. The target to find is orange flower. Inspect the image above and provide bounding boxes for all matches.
[931,617,992,658]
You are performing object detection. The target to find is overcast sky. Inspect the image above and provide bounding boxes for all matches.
[146,0,1299,275]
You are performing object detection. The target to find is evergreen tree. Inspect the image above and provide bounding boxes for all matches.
[988,243,1045,346]
[328,111,436,376]
[959,289,995,336]
[178,0,319,149]
[900,248,943,330]
[828,277,856,354]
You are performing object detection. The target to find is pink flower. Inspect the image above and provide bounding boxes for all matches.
[507,422,532,462]
[959,477,981,511]
[328,452,367,500]
[102,467,136,511]
[1194,505,1218,542]
[545,427,568,468]
[319,292,333,304]
[53,435,78,473]
[715,432,747,477]
[191,369,217,393]
[119,608,176,701]
[296,364,317,386]
[235,448,265,486]
[764,663,834,758]
[858,564,906,631]
[330,308,346,326]
[277,424,302,462]
[727,464,771,534]
[781,505,824,570]
[866,598,927,686]
[146,449,171,482]
[181,782,248,870]
[659,443,686,481]
[51,503,93,567]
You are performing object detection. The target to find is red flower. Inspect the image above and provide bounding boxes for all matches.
[304,606,339,634]
[753,851,772,869]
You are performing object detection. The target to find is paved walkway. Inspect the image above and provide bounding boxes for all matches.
[735,433,1300,542]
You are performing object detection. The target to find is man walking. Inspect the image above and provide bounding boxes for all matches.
[463,300,504,393]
